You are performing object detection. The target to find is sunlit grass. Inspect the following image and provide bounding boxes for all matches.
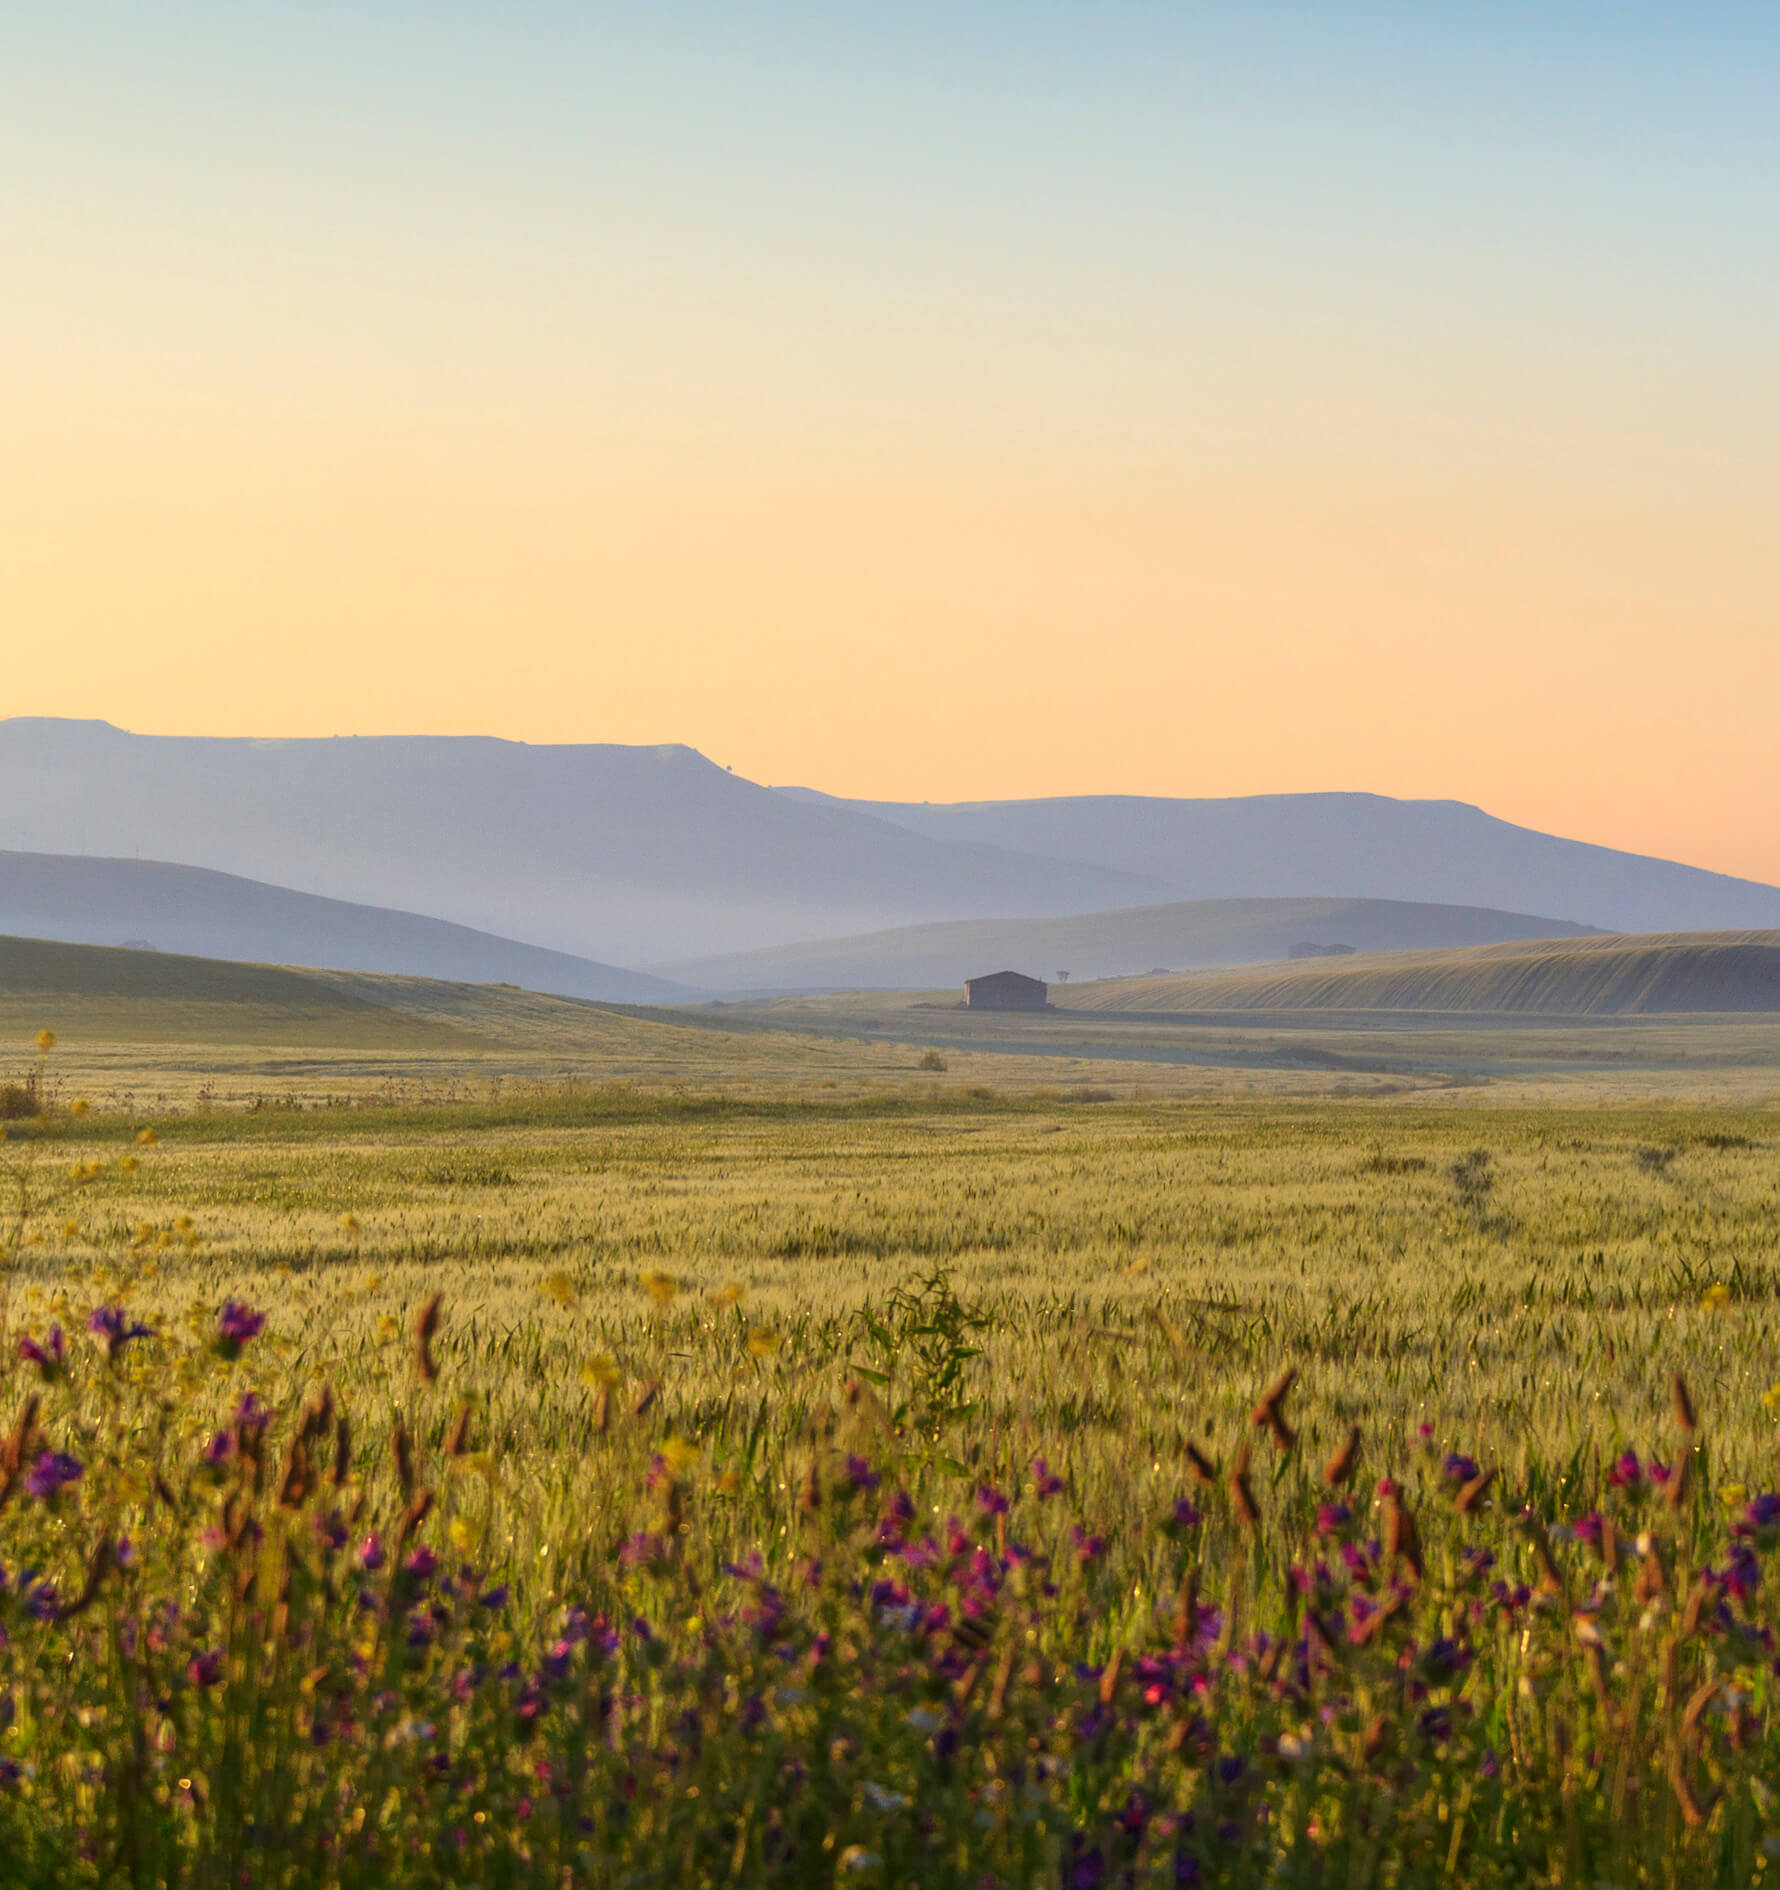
[4,1052,1780,1885]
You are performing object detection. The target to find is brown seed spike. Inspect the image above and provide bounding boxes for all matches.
[1249,1368,1298,1453]
[1321,1426,1361,1489]
[1669,1754,1714,1829]
[393,1423,415,1501]
[1384,1494,1424,1581]
[1455,1467,1496,1515]
[3,1393,42,1475]
[799,1457,822,1513]
[444,1403,472,1458]
[1665,1452,1691,1511]
[1228,1441,1261,1531]
[1184,1442,1218,1486]
[332,1412,352,1489]
[1681,1677,1722,1736]
[1672,1371,1697,1434]
[414,1294,443,1385]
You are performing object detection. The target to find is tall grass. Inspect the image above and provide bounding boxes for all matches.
[4,1058,1780,1885]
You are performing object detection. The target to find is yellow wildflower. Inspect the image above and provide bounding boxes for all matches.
[708,1281,745,1309]
[580,1355,622,1390]
[70,1098,90,1117]
[118,1156,139,1175]
[1702,1283,1733,1310]
[746,1326,780,1359]
[375,1315,400,1343]
[539,1272,577,1307]
[135,1128,157,1147]
[448,1515,481,1554]
[1763,1383,1780,1415]
[35,1030,55,1054]
[1720,1483,1748,1510]
[339,1213,361,1239]
[640,1270,680,1306]
[659,1435,700,1475]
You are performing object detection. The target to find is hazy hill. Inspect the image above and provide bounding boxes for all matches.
[777,788,1780,937]
[663,896,1603,993]
[10,720,1780,965]
[0,851,688,1004]
[0,933,697,1057]
[1061,931,1780,1017]
[0,721,1150,963]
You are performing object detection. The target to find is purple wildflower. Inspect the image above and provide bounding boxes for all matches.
[187,1650,224,1688]
[18,1326,65,1379]
[619,1531,669,1571]
[1442,1452,1480,1484]
[1607,1450,1643,1489]
[976,1484,1009,1517]
[24,1452,83,1501]
[215,1302,265,1359]
[1032,1457,1065,1498]
[358,1535,385,1573]
[843,1454,881,1493]
[1070,1524,1107,1565]
[88,1305,151,1359]
[1570,1512,1605,1552]
[1168,1498,1202,1533]
[1743,1492,1780,1533]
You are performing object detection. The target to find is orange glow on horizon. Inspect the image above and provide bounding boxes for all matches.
[4,394,1776,888]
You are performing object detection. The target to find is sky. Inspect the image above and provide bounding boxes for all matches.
[4,4,1778,882]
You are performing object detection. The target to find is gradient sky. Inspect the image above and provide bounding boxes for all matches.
[5,4,1778,881]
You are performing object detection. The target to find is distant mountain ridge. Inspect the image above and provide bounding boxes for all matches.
[0,851,685,1004]
[5,719,1779,967]
[663,896,1605,994]
[775,788,1780,937]
[0,721,1150,964]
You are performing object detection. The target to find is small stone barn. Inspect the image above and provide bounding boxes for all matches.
[964,970,1048,1011]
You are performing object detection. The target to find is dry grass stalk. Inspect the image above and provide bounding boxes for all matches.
[414,1293,443,1384]
[1321,1426,1361,1489]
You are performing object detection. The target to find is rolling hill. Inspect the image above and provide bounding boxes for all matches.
[0,934,716,1059]
[776,788,1780,937]
[9,720,1780,966]
[663,896,1603,993]
[0,721,1150,964]
[1060,931,1780,1017]
[0,851,686,1004]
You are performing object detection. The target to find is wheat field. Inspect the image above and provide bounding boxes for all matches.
[4,1021,1780,1886]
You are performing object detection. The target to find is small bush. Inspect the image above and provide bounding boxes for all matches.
[1448,1147,1494,1213]
[0,1075,40,1120]
[1359,1151,1429,1176]
[1633,1144,1679,1176]
[917,1050,947,1072]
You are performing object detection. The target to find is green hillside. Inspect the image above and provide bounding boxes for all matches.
[0,933,686,1054]
[1062,930,1780,1016]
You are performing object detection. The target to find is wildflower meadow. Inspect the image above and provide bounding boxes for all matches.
[3,1037,1780,1887]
